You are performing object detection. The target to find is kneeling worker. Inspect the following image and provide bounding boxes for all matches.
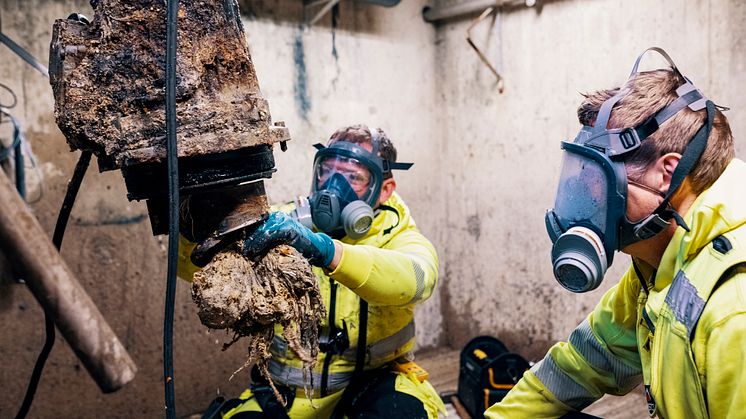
[488,49,746,418]
[217,125,444,418]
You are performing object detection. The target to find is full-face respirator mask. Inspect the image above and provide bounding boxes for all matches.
[290,133,412,239]
[545,47,719,293]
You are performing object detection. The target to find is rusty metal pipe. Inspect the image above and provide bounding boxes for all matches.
[0,169,137,393]
[422,0,535,23]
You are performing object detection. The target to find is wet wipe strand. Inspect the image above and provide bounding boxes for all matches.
[192,245,325,403]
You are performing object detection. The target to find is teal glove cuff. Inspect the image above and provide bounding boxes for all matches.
[243,212,337,267]
[309,231,335,268]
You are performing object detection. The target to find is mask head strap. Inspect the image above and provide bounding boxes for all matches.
[628,99,716,242]
[625,52,717,240]
[641,99,715,231]
[314,129,414,175]
[582,48,721,244]
[587,48,706,157]
[629,47,685,79]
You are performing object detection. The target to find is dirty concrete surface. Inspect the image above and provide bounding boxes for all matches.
[1,0,745,417]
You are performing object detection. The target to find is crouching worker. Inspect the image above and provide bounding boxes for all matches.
[200,125,445,418]
[488,48,746,418]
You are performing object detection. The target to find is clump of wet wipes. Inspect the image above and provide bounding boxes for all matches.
[192,245,324,402]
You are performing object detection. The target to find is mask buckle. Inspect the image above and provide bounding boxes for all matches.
[633,214,670,241]
[618,128,641,150]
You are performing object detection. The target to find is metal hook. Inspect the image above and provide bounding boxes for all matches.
[466,7,504,93]
[305,0,342,26]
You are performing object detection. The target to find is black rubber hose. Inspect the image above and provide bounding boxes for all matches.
[164,0,180,417]
[13,137,25,199]
[15,150,92,419]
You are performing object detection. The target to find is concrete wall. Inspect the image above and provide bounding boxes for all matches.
[241,0,445,349]
[2,0,746,417]
[434,0,746,360]
[0,0,441,417]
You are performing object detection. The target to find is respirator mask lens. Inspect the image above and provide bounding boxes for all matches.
[552,151,610,232]
[314,156,374,202]
[310,157,376,238]
[547,149,613,293]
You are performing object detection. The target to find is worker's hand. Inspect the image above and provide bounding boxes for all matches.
[242,212,336,268]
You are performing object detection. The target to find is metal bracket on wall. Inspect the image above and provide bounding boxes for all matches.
[466,7,504,93]
[304,0,402,26]
[305,0,342,26]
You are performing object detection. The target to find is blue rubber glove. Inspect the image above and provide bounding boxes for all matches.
[242,212,336,267]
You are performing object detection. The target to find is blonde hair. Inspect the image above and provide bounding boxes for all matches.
[577,69,734,194]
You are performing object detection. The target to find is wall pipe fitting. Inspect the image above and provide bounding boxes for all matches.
[0,169,137,393]
[422,0,536,23]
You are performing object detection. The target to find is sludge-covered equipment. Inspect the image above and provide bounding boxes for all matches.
[45,0,294,413]
[49,0,290,236]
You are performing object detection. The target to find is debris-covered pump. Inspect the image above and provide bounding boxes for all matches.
[49,0,288,234]
[49,0,324,404]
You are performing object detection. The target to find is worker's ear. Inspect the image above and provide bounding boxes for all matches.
[378,178,396,205]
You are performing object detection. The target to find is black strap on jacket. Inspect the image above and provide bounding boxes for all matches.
[355,300,369,376]
[320,280,339,397]
[649,100,716,233]
[330,298,369,419]
[378,204,400,235]
[252,385,293,419]
[632,261,655,295]
[249,365,294,419]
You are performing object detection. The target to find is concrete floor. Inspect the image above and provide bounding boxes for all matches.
[183,347,648,418]
[415,348,648,419]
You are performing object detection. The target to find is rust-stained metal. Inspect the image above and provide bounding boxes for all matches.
[466,7,504,93]
[0,169,137,393]
[49,0,290,170]
[181,181,270,266]
[48,0,290,237]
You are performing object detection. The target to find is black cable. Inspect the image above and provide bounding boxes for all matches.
[15,150,92,419]
[53,151,92,248]
[0,111,21,161]
[164,0,180,418]
[13,138,24,198]
[0,81,18,108]
[1,107,44,204]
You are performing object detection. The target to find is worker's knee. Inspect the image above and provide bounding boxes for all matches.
[225,412,264,418]
[344,371,433,419]
[392,372,445,419]
[220,388,262,418]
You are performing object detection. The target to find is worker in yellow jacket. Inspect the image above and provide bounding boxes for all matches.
[188,125,445,418]
[488,48,746,418]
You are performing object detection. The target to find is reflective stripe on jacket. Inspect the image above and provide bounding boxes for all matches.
[487,158,746,419]
[177,192,439,394]
[270,191,439,392]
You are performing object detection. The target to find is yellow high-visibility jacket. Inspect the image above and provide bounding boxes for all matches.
[487,159,746,419]
[266,191,439,391]
[180,191,445,417]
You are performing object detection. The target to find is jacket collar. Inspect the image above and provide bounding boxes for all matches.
[655,158,746,288]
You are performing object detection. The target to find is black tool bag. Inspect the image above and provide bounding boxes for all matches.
[457,336,530,418]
